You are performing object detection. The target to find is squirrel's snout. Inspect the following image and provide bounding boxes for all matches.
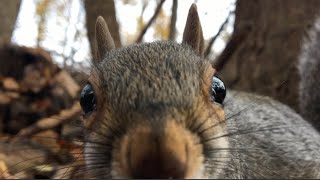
[129,137,187,179]
[117,121,203,179]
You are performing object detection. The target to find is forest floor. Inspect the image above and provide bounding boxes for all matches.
[0,45,87,179]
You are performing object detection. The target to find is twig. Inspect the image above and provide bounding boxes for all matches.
[68,6,84,65]
[169,0,178,41]
[60,1,73,67]
[212,24,252,72]
[136,0,166,43]
[204,11,234,58]
[17,102,82,137]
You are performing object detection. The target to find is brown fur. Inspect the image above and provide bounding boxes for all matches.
[182,4,205,57]
[93,16,115,62]
[113,120,203,178]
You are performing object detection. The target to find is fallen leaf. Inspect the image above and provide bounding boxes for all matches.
[2,78,19,91]
[0,160,17,179]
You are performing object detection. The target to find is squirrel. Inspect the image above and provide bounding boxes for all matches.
[79,4,320,179]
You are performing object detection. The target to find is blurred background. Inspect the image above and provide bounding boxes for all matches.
[12,0,235,65]
[0,0,320,179]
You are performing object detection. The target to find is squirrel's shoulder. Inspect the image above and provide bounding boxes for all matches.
[223,90,320,178]
[224,90,320,157]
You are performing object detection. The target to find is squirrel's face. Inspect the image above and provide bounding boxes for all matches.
[80,4,228,179]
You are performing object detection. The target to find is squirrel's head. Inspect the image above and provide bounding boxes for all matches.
[81,4,228,179]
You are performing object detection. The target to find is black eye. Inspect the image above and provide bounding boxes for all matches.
[80,83,97,114]
[211,76,226,104]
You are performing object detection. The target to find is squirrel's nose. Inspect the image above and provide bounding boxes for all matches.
[120,122,189,179]
[130,143,187,179]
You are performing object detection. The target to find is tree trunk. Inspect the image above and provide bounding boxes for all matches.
[169,0,177,41]
[84,0,122,56]
[219,0,320,112]
[0,0,21,43]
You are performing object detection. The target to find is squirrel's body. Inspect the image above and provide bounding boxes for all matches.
[80,4,320,179]
[223,91,320,178]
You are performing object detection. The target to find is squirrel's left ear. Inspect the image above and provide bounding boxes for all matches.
[93,16,115,63]
[182,4,204,57]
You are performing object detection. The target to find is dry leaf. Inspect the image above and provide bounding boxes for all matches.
[0,93,11,104]
[2,78,19,91]
[54,70,80,98]
[0,160,17,179]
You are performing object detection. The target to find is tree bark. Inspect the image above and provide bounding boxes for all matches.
[169,0,177,41]
[219,0,320,112]
[84,0,122,55]
[0,0,21,43]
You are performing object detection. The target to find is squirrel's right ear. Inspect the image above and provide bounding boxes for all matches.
[182,4,204,57]
[93,16,115,63]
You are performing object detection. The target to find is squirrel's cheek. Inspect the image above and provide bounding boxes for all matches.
[211,105,225,123]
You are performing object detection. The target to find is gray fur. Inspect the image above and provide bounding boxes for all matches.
[222,91,320,178]
[298,17,320,131]
[94,41,206,116]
